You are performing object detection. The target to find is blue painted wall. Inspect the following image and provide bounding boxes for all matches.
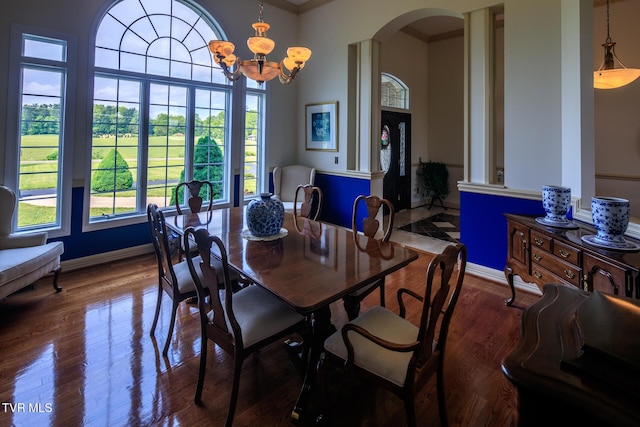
[52,177,557,277]
[50,187,150,261]
[459,191,571,271]
[314,173,370,229]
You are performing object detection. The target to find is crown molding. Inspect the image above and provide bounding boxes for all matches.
[262,0,334,15]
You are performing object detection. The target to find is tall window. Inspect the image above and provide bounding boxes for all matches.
[88,0,252,224]
[4,27,75,235]
[244,85,265,199]
[381,73,409,109]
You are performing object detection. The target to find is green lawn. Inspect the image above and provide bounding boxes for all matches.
[17,134,257,222]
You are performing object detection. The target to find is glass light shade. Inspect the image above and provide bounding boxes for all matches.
[222,54,237,67]
[247,36,275,56]
[239,59,281,83]
[283,56,298,71]
[287,47,312,62]
[209,40,235,64]
[594,68,640,89]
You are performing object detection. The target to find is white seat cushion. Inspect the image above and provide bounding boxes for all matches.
[180,255,241,293]
[0,242,63,285]
[324,306,418,387]
[208,285,304,347]
[173,256,202,294]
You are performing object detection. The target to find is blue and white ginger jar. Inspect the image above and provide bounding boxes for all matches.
[591,197,630,244]
[246,193,284,237]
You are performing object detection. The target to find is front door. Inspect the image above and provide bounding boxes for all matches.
[381,110,411,212]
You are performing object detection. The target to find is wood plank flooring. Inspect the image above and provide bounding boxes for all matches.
[0,249,538,427]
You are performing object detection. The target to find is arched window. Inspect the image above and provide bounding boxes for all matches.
[381,73,409,109]
[87,0,261,225]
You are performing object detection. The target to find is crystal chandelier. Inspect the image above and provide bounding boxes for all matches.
[208,0,311,85]
[594,0,640,90]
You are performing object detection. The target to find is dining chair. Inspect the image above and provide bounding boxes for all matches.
[272,165,315,211]
[342,194,395,320]
[174,180,214,261]
[148,203,243,357]
[184,226,309,427]
[293,184,323,220]
[320,243,467,427]
[147,203,205,356]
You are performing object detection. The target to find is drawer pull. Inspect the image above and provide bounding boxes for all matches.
[564,270,575,280]
[533,270,543,279]
[534,237,544,246]
[533,254,542,262]
[558,249,571,259]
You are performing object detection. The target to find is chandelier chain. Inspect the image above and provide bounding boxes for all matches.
[606,0,611,43]
[258,0,264,23]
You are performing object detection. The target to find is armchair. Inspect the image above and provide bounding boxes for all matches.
[272,165,316,211]
[0,186,64,300]
[320,243,467,426]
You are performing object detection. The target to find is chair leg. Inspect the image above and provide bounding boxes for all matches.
[342,296,361,321]
[225,358,244,427]
[436,363,449,427]
[194,333,208,405]
[150,285,163,336]
[379,279,385,307]
[52,266,62,292]
[162,300,179,356]
[404,396,417,427]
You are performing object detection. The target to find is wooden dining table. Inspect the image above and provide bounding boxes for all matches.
[166,207,419,423]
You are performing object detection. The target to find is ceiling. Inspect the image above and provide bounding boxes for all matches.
[266,1,619,41]
[265,0,464,41]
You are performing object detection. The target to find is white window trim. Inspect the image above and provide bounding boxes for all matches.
[4,24,76,238]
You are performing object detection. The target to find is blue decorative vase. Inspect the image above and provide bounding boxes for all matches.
[246,193,284,237]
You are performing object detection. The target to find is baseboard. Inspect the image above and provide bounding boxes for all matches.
[61,244,154,272]
[466,262,542,296]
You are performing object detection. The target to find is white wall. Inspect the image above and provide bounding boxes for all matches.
[593,0,640,219]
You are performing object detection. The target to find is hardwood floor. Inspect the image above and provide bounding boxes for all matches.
[0,249,538,427]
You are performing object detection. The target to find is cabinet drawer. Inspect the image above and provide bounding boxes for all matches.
[583,253,629,297]
[530,263,573,287]
[530,230,552,253]
[531,248,581,287]
[552,240,581,268]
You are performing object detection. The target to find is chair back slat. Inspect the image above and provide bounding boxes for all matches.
[294,184,323,220]
[185,227,242,349]
[416,244,467,368]
[175,180,214,214]
[352,195,395,241]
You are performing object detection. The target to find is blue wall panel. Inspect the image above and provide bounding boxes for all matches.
[54,181,558,278]
[50,187,150,261]
[460,191,547,271]
[314,173,370,228]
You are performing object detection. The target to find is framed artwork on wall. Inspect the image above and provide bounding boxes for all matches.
[305,102,338,151]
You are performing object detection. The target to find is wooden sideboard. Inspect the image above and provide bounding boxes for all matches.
[504,214,640,305]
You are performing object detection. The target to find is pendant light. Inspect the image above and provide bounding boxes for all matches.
[594,0,640,90]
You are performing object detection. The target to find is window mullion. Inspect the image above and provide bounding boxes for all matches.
[138,80,150,213]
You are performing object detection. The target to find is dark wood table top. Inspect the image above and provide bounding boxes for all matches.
[166,207,420,314]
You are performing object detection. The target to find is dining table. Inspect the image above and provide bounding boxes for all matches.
[165,206,419,423]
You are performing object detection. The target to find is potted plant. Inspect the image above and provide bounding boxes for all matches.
[416,158,450,209]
